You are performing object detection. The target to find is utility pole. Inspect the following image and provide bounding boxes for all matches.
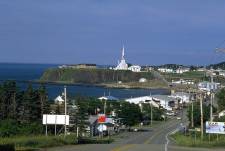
[189,88,194,128]
[64,86,67,137]
[150,101,153,126]
[150,92,153,126]
[200,92,204,140]
[210,70,214,122]
[191,94,194,128]
[104,99,107,114]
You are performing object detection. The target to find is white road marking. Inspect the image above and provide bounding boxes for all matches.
[165,128,179,151]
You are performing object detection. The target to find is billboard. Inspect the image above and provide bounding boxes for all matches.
[206,121,225,134]
[98,114,106,123]
[43,114,69,125]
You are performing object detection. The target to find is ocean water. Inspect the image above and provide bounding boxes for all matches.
[0,63,169,99]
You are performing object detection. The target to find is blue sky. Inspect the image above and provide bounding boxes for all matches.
[1,0,225,65]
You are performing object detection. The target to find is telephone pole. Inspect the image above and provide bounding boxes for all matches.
[210,70,214,122]
[64,86,67,137]
[200,92,204,140]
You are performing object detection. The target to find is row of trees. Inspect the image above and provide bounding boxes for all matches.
[0,81,49,137]
[0,81,163,137]
[186,88,225,127]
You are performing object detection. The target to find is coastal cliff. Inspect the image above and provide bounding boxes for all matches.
[40,68,168,88]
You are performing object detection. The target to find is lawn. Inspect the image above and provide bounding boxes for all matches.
[171,132,225,148]
[0,135,77,151]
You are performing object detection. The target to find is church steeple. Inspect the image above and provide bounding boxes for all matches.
[122,45,125,60]
[114,45,128,70]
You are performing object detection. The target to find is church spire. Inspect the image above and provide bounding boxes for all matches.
[122,45,125,60]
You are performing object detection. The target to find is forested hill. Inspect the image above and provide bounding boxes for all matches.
[40,68,156,84]
[208,62,225,70]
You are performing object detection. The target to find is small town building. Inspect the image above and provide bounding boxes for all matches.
[152,95,176,111]
[170,92,190,103]
[218,110,225,118]
[54,94,65,104]
[128,65,141,72]
[198,81,220,92]
[139,78,147,83]
[98,95,119,101]
[158,68,174,73]
[172,79,194,85]
[176,67,190,74]
[87,115,118,137]
[219,71,225,77]
[125,96,159,108]
[197,68,206,72]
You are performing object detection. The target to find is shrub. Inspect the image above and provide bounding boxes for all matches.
[0,144,15,151]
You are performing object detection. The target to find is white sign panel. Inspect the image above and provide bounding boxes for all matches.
[206,121,225,134]
[97,124,107,132]
[43,114,69,125]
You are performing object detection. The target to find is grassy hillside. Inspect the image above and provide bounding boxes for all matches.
[40,68,156,84]
[162,71,206,82]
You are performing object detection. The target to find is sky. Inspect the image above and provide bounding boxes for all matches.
[1,0,225,66]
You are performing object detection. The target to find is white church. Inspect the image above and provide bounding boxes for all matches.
[114,46,141,72]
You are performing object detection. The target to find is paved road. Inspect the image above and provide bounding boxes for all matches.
[44,114,224,151]
[44,117,186,151]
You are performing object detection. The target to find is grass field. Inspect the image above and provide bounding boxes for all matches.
[171,132,225,148]
[0,135,77,151]
[162,71,205,82]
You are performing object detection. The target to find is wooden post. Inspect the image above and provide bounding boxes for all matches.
[55,115,57,136]
[150,102,153,126]
[77,127,79,138]
[191,94,194,128]
[45,115,48,136]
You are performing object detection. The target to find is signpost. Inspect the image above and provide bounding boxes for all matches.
[206,121,225,134]
[98,114,106,138]
[98,114,106,123]
[43,114,70,136]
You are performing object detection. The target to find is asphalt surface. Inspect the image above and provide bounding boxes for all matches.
[43,113,224,151]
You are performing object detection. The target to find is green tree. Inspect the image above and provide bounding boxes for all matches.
[74,96,89,137]
[142,103,163,121]
[118,102,142,127]
[0,81,18,120]
[187,102,210,127]
[216,88,225,111]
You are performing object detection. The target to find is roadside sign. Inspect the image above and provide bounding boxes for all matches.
[97,124,107,132]
[98,114,106,123]
[206,121,225,134]
[43,114,69,125]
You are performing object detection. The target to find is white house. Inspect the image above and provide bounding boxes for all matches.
[176,67,190,74]
[158,68,174,73]
[54,94,65,104]
[98,95,119,101]
[197,68,206,72]
[218,110,225,118]
[139,78,147,83]
[128,65,141,72]
[219,71,225,77]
